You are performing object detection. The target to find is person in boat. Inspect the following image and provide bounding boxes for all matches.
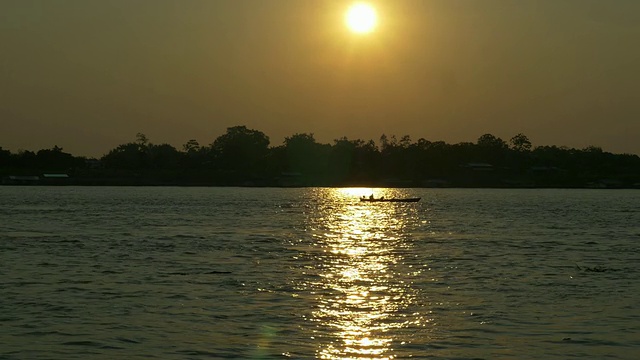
[369,194,374,200]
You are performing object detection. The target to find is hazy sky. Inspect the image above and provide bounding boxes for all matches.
[2,0,639,157]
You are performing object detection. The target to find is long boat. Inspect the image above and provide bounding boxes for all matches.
[360,197,421,203]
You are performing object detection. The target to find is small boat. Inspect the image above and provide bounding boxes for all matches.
[360,197,421,203]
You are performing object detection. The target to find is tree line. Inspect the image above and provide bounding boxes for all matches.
[2,125,640,188]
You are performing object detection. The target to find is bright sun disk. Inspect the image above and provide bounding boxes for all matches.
[345,3,377,34]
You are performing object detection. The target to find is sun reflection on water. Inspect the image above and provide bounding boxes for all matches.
[305,188,423,359]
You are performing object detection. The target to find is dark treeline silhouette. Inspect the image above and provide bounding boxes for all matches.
[2,125,640,188]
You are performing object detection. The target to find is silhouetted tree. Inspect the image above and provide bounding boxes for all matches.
[510,133,532,152]
[378,134,415,182]
[414,140,451,178]
[136,133,149,146]
[284,133,319,173]
[399,135,412,148]
[476,133,509,165]
[102,143,147,170]
[210,125,270,182]
[182,139,200,153]
[379,134,399,153]
[329,137,357,184]
[35,146,78,171]
[101,134,150,170]
[13,150,37,169]
[477,134,508,149]
[283,133,329,183]
[181,139,210,171]
[0,147,10,168]
[5,125,639,188]
[352,139,380,183]
[148,143,180,170]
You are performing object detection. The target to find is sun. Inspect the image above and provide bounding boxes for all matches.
[345,3,378,34]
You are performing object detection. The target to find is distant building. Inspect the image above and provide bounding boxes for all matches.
[462,163,494,171]
[2,175,40,185]
[41,173,70,185]
[42,174,69,179]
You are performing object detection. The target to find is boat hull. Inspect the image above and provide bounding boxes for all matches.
[360,197,421,203]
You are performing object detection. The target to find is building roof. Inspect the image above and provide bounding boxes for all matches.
[8,176,40,180]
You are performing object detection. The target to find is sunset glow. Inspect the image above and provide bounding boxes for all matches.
[2,1,639,157]
[345,3,378,34]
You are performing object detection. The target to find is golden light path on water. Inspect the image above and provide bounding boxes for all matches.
[305,188,427,359]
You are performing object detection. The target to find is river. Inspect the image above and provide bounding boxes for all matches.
[1,187,639,359]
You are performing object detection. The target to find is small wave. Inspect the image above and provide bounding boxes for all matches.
[175,349,228,357]
[114,336,141,344]
[18,330,62,336]
[61,340,104,347]
[575,264,619,273]
[163,270,232,276]
[4,231,54,238]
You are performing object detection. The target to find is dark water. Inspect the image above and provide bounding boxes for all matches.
[1,187,639,359]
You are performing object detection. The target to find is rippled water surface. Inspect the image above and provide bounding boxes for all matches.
[1,187,639,359]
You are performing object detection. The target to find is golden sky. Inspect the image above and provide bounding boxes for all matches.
[1,0,639,157]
